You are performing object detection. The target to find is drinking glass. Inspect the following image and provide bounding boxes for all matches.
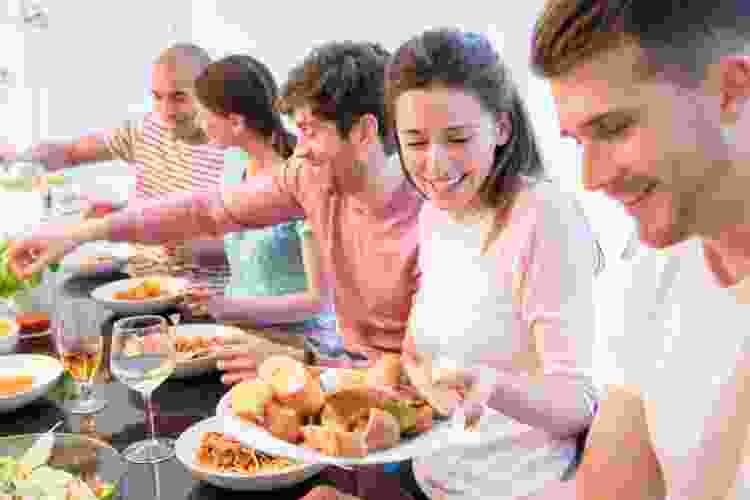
[110,315,176,464]
[51,299,107,414]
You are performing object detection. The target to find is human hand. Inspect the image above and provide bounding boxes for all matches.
[212,337,260,385]
[433,364,498,429]
[182,287,214,318]
[7,236,74,279]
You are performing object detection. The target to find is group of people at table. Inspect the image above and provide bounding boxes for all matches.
[4,1,750,498]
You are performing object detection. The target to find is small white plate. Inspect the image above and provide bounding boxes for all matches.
[172,324,246,379]
[175,416,324,491]
[0,354,63,413]
[61,241,130,277]
[90,276,188,315]
[214,369,484,467]
[16,328,50,340]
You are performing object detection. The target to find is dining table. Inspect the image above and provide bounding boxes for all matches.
[0,264,430,500]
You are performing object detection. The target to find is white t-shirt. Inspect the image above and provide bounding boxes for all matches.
[411,180,598,499]
[617,236,750,499]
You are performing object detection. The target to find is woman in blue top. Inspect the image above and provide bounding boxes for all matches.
[190,55,335,337]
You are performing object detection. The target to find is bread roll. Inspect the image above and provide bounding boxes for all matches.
[302,426,368,458]
[230,379,274,424]
[265,400,304,443]
[366,353,402,387]
[258,355,325,416]
[364,408,401,450]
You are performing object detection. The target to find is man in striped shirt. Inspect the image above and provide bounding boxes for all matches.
[1,43,230,291]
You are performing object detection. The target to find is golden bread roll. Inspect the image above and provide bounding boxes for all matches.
[265,400,305,443]
[366,353,402,387]
[230,379,274,424]
[258,355,325,416]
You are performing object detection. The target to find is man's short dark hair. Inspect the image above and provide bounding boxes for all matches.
[277,41,395,154]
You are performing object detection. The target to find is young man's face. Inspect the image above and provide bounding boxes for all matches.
[551,43,731,249]
[292,106,367,192]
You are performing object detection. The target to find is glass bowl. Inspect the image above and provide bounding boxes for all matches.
[0,432,128,498]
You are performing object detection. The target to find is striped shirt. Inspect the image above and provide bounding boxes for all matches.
[105,113,225,201]
[105,113,230,292]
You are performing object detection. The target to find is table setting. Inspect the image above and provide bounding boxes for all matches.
[0,175,441,499]
[0,256,426,499]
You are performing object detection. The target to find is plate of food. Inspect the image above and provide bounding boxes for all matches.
[15,311,51,340]
[214,354,480,466]
[60,241,131,277]
[0,354,63,413]
[172,324,247,379]
[175,416,324,491]
[90,276,188,315]
[0,431,126,499]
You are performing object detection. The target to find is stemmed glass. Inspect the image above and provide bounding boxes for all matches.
[110,315,176,464]
[51,298,107,414]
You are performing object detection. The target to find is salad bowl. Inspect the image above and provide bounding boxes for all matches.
[0,432,127,499]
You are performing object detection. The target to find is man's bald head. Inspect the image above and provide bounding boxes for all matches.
[151,43,212,134]
[155,43,212,81]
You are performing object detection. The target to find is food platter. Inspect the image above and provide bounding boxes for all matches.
[213,354,480,467]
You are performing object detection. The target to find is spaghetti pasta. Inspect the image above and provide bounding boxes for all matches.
[195,432,299,474]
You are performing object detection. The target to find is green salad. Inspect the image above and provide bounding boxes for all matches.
[0,430,116,500]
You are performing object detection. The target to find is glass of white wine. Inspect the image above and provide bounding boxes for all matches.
[51,299,107,414]
[110,315,176,464]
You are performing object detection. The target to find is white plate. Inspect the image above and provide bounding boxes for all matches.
[175,416,324,491]
[172,324,246,379]
[215,369,485,467]
[61,241,131,277]
[16,328,50,340]
[90,276,188,315]
[0,354,63,413]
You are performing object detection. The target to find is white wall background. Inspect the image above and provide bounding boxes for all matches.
[22,0,192,142]
[2,1,634,384]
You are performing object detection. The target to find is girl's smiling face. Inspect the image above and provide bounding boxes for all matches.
[395,85,509,213]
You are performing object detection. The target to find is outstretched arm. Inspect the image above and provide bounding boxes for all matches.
[10,164,305,278]
[0,133,115,172]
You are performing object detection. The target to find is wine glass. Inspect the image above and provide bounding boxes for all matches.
[110,315,176,464]
[51,298,107,414]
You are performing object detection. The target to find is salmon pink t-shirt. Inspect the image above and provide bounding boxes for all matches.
[109,156,422,357]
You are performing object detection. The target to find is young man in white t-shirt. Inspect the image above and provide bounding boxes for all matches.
[531,1,750,498]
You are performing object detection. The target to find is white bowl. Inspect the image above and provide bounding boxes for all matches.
[0,354,63,413]
[0,318,20,354]
[60,241,130,277]
[172,324,246,379]
[76,174,133,208]
[175,416,324,491]
[90,276,188,315]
